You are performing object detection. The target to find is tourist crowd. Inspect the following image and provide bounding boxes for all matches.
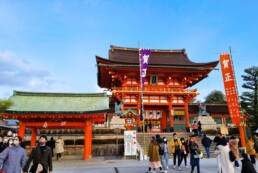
[0,133,65,173]
[146,130,258,173]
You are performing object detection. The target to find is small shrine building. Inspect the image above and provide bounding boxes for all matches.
[1,91,109,160]
[96,45,219,132]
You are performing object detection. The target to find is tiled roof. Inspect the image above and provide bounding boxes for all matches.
[6,91,110,113]
[107,45,219,66]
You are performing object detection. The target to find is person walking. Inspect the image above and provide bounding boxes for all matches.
[246,136,256,169]
[55,136,65,161]
[20,137,26,149]
[229,136,240,169]
[0,136,8,153]
[214,136,234,173]
[169,133,182,171]
[197,121,202,137]
[188,137,200,173]
[147,136,166,173]
[180,137,189,168]
[0,136,27,173]
[201,134,212,158]
[149,122,152,132]
[192,121,198,137]
[47,137,55,158]
[241,152,256,173]
[253,133,258,159]
[156,134,165,170]
[23,135,53,173]
[162,137,169,170]
[213,132,223,146]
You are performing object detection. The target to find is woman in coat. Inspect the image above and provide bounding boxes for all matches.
[189,137,200,173]
[0,136,27,173]
[147,136,166,173]
[180,137,189,168]
[55,136,65,161]
[214,137,234,173]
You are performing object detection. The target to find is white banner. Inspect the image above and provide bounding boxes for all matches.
[124,130,137,156]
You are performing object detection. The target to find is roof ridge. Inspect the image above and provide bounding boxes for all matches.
[110,45,185,54]
[13,90,107,97]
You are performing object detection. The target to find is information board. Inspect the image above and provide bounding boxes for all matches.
[124,130,137,156]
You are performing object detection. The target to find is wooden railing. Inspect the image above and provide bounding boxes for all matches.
[112,87,198,94]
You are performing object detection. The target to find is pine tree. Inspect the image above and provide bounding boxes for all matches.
[0,99,13,113]
[204,90,226,104]
[240,66,258,127]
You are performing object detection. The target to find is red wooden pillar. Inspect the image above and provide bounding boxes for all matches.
[84,121,92,160]
[161,110,166,132]
[184,102,190,128]
[18,122,25,139]
[168,100,174,129]
[239,125,246,147]
[30,128,37,148]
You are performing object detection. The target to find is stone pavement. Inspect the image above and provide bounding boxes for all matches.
[53,156,221,173]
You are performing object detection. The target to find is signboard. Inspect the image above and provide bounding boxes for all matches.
[220,126,229,135]
[220,54,242,124]
[124,130,137,156]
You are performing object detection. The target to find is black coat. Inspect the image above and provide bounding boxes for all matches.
[241,158,256,173]
[24,145,53,172]
[201,137,212,147]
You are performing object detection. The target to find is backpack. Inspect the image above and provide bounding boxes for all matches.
[159,142,165,155]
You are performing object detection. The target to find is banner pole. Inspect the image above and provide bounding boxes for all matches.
[139,47,146,157]
[229,47,246,147]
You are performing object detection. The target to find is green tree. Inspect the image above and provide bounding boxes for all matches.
[0,99,13,114]
[240,66,258,127]
[204,90,226,104]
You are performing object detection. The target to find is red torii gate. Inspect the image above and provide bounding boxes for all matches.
[19,121,92,160]
[3,112,105,160]
[2,91,109,160]
[2,113,106,160]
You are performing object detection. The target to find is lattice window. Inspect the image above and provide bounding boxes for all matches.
[150,75,158,86]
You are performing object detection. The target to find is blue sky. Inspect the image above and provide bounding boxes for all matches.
[0,0,258,101]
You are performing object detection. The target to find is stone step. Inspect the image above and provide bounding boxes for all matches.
[136,133,217,158]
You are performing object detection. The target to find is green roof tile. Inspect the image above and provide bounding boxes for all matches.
[7,91,110,113]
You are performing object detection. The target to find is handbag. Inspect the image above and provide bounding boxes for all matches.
[0,148,10,173]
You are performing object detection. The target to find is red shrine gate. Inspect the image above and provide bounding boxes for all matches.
[96,45,219,132]
[2,91,109,160]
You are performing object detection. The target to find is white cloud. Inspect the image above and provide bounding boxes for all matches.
[0,50,62,97]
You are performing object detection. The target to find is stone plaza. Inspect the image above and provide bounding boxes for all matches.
[52,156,238,173]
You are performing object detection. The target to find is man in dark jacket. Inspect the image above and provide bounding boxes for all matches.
[24,135,53,173]
[201,134,212,158]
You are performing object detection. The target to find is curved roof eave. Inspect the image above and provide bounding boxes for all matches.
[96,56,219,68]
